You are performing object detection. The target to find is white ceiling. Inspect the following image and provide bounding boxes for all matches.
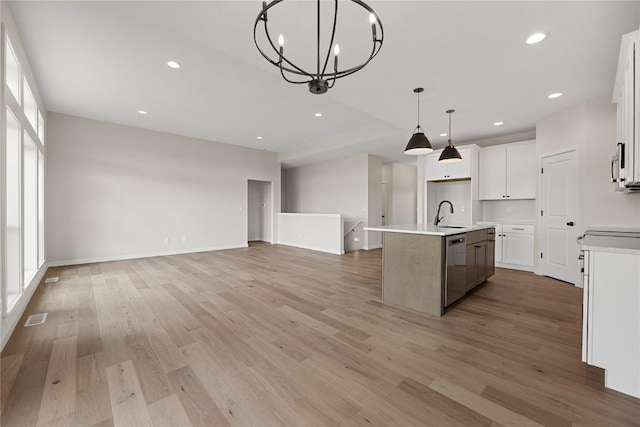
[9,1,640,168]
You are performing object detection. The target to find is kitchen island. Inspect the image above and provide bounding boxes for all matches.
[364,224,495,317]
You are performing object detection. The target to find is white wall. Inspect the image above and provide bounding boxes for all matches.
[367,155,383,249]
[391,163,417,224]
[248,180,271,242]
[284,153,382,251]
[536,97,640,235]
[382,162,418,226]
[277,213,343,255]
[46,113,281,265]
[426,181,473,226]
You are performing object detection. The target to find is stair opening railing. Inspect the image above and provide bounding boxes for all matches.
[344,221,363,237]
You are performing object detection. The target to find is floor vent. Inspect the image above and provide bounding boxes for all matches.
[24,313,48,327]
[45,277,59,284]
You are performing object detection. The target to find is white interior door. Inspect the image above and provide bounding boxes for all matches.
[540,150,579,284]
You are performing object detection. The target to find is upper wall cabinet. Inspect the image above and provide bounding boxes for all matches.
[425,148,471,181]
[479,141,536,200]
[613,30,640,192]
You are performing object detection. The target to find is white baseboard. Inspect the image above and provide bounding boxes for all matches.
[276,242,343,255]
[365,244,383,250]
[1,264,48,352]
[47,244,249,267]
[496,262,535,272]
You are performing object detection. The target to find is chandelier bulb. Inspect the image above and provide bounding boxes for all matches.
[278,34,284,46]
[334,44,340,56]
[369,13,377,24]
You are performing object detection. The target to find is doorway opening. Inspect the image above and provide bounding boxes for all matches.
[248,180,272,245]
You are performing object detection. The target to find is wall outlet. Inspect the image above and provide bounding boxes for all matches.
[164,237,170,244]
[182,236,188,243]
[460,205,465,213]
[354,237,360,242]
[506,205,512,213]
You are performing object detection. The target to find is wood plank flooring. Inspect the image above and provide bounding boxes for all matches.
[2,242,639,426]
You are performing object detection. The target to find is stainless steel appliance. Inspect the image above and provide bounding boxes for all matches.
[445,234,466,307]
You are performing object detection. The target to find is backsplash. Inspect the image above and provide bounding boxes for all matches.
[481,199,536,223]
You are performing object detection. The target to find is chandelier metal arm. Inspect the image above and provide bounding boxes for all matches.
[279,64,312,84]
[255,17,315,79]
[254,0,384,92]
[325,38,379,81]
[320,0,339,78]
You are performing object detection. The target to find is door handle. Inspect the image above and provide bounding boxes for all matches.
[567,221,574,226]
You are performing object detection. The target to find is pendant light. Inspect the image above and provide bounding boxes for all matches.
[404,88,433,155]
[439,109,462,163]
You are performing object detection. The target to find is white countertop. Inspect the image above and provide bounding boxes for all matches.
[581,235,640,254]
[364,223,493,236]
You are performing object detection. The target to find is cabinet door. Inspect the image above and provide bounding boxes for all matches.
[465,245,476,290]
[475,241,487,284]
[447,149,471,179]
[486,239,495,278]
[425,153,448,181]
[502,233,534,266]
[506,143,536,199]
[479,148,506,199]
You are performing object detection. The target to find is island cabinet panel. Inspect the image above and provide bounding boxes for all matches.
[465,229,490,291]
[382,232,444,316]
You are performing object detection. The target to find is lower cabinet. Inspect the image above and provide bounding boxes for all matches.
[582,248,640,398]
[465,230,489,291]
[478,222,534,270]
[486,237,496,278]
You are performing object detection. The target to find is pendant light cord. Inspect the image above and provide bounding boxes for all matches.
[448,111,452,143]
[417,91,420,129]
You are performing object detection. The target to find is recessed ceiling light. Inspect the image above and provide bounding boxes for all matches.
[167,61,181,69]
[548,92,563,99]
[526,32,547,44]
[138,110,148,115]
[314,113,322,117]
[440,133,447,137]
[256,136,263,140]
[494,121,504,126]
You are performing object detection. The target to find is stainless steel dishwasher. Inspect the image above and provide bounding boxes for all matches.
[445,234,467,307]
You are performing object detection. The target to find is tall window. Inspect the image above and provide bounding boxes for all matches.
[23,133,38,284]
[5,36,21,104]
[6,109,22,305]
[2,31,46,314]
[23,77,38,131]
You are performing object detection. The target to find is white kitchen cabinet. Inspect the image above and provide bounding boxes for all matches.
[612,30,640,191]
[581,231,640,398]
[477,222,534,270]
[425,149,471,181]
[479,141,536,200]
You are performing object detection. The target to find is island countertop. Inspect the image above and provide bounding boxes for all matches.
[364,223,494,236]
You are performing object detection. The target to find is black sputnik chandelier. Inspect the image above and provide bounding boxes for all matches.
[254,0,384,94]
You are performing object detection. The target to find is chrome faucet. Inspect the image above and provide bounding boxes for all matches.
[434,200,454,226]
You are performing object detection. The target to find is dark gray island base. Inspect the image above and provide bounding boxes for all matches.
[364,224,496,317]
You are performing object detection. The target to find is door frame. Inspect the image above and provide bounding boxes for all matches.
[247,179,274,244]
[536,146,580,285]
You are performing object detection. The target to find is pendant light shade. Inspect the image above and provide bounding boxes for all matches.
[438,109,462,163]
[405,88,433,155]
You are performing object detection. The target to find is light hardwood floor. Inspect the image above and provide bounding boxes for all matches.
[2,242,639,426]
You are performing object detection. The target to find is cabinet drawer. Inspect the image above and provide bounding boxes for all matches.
[466,229,488,245]
[503,224,534,234]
